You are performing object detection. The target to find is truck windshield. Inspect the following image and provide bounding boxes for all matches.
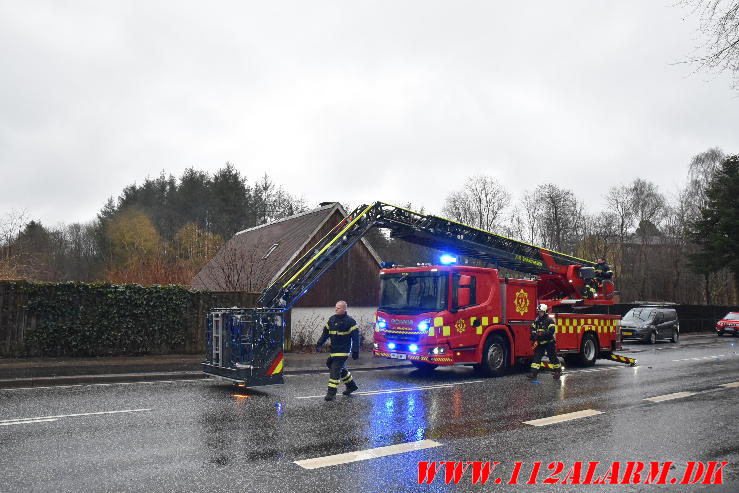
[379,272,448,314]
[623,308,655,322]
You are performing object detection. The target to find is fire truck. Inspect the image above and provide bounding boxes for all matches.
[202,202,634,386]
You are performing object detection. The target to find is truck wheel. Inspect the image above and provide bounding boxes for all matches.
[411,361,438,373]
[475,335,508,377]
[576,333,598,367]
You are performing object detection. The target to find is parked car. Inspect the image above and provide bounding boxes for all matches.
[716,312,739,337]
[620,306,679,343]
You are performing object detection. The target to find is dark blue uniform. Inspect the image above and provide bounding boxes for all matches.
[529,314,561,379]
[316,313,360,399]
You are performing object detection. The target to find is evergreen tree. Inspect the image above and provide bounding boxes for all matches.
[690,154,739,301]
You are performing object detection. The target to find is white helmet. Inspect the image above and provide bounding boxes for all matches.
[537,303,548,313]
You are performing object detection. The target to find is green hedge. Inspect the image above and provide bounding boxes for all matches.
[0,281,258,357]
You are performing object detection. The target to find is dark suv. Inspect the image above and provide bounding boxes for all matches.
[620,306,679,344]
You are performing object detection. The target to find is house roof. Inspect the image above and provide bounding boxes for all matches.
[191,202,381,292]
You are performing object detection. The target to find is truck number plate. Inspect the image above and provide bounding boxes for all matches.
[390,353,406,360]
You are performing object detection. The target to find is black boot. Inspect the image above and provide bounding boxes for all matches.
[526,369,539,380]
[342,380,358,395]
[324,387,337,401]
[553,370,562,380]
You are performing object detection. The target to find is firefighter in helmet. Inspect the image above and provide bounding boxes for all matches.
[527,303,562,380]
[316,300,360,401]
[594,257,613,283]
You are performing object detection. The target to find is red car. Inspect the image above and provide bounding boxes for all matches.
[716,312,739,337]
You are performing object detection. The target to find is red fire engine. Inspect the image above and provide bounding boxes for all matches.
[203,202,634,387]
[373,264,625,376]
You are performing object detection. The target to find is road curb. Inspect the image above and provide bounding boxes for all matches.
[0,363,415,389]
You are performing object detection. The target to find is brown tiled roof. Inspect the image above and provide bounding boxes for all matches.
[191,203,380,292]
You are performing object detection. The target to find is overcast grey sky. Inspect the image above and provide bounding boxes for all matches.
[1,1,737,227]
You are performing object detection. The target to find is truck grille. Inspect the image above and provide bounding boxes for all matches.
[384,332,420,342]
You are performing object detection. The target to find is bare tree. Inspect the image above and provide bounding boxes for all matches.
[605,184,636,243]
[681,0,739,89]
[193,232,273,292]
[252,174,308,225]
[630,178,666,233]
[0,209,28,279]
[534,184,585,254]
[441,175,511,231]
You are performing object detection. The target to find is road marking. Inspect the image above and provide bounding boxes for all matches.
[0,418,59,426]
[294,439,441,469]
[0,408,151,425]
[672,355,725,362]
[720,381,739,388]
[523,409,603,427]
[296,381,483,399]
[644,391,696,403]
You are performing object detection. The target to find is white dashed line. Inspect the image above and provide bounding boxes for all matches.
[0,418,59,426]
[0,408,152,426]
[720,381,739,388]
[294,439,441,469]
[672,354,725,362]
[644,391,697,403]
[523,409,603,427]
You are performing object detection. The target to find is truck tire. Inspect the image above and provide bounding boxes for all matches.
[474,334,508,377]
[411,361,438,373]
[575,333,598,367]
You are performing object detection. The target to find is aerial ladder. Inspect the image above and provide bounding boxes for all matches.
[203,202,619,386]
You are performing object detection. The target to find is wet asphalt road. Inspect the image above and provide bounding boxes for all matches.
[1,334,738,492]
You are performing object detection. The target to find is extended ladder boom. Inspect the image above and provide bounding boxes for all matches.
[258,202,596,310]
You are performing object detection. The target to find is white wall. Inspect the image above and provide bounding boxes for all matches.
[289,306,377,346]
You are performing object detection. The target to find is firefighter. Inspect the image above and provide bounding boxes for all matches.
[581,278,598,299]
[594,257,613,282]
[316,300,360,401]
[527,303,562,380]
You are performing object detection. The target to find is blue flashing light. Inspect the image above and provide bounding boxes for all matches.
[418,321,429,332]
[440,254,457,265]
[409,344,419,353]
[377,319,387,329]
[388,342,396,350]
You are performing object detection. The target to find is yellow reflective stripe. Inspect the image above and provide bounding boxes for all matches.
[442,326,450,336]
[433,317,443,327]
[531,363,540,369]
[330,353,349,357]
[428,327,434,336]
[283,203,375,287]
[340,374,353,382]
[327,382,338,388]
[332,326,359,336]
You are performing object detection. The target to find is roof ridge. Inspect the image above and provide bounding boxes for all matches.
[234,202,339,236]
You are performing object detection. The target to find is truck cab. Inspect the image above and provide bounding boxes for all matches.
[372,264,533,373]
